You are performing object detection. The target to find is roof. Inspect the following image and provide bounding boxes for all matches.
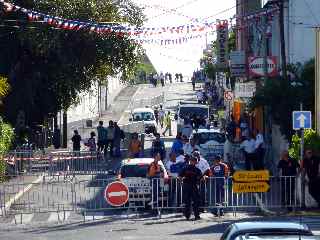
[178,104,209,109]
[230,221,310,233]
[132,108,154,113]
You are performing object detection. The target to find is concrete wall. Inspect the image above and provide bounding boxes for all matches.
[67,75,125,124]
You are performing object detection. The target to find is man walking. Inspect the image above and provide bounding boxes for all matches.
[191,76,196,91]
[159,105,165,128]
[97,121,106,152]
[113,122,121,157]
[71,130,81,151]
[179,156,202,220]
[105,120,115,157]
[162,111,172,137]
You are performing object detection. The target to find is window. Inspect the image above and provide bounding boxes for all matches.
[120,165,149,178]
[179,107,208,119]
[193,132,226,144]
[133,112,155,121]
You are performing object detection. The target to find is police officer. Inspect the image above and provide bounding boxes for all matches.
[210,155,229,216]
[179,156,203,220]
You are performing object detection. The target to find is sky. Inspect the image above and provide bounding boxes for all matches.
[133,0,236,78]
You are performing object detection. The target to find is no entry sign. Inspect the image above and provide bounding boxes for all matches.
[104,181,129,207]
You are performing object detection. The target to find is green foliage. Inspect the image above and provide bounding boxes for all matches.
[0,117,14,182]
[250,59,315,140]
[288,129,320,160]
[1,0,144,126]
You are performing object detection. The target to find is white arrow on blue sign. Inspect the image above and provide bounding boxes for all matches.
[292,111,312,130]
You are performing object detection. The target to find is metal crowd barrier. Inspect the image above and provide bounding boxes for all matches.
[0,175,301,220]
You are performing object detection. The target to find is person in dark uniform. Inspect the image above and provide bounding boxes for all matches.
[179,156,202,220]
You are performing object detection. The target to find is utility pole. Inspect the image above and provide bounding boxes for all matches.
[315,28,320,135]
[279,0,288,81]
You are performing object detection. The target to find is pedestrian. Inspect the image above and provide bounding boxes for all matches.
[162,111,172,137]
[105,120,115,157]
[128,132,142,158]
[210,155,229,216]
[180,73,183,82]
[181,119,193,139]
[175,73,179,82]
[183,137,199,156]
[159,105,165,128]
[86,131,96,152]
[191,76,196,91]
[52,128,61,149]
[151,133,166,160]
[240,134,256,170]
[226,115,237,142]
[301,148,320,208]
[147,153,167,207]
[278,150,299,210]
[255,129,265,169]
[179,156,202,220]
[97,121,107,152]
[196,90,204,104]
[71,130,81,151]
[169,73,172,83]
[113,122,121,157]
[160,72,165,87]
[171,132,183,155]
[154,106,159,125]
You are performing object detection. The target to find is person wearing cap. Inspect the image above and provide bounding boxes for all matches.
[210,155,229,216]
[179,156,202,220]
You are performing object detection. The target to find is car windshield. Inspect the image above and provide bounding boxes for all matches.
[120,164,149,178]
[234,234,317,240]
[193,132,225,144]
[133,112,155,121]
[179,106,208,119]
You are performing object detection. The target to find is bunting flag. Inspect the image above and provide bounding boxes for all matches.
[0,0,279,37]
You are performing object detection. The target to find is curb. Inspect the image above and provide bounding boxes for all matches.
[3,175,43,213]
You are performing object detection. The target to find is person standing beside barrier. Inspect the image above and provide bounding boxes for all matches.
[97,121,107,152]
[71,130,81,152]
[151,133,166,160]
[210,155,229,216]
[86,131,96,152]
[113,122,122,158]
[179,156,202,220]
[301,148,320,208]
[128,132,142,158]
[105,121,115,158]
[278,150,299,210]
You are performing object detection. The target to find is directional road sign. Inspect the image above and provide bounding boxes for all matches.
[104,181,129,207]
[233,182,270,193]
[292,111,312,130]
[233,170,270,182]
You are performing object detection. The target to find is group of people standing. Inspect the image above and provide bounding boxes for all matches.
[148,72,184,87]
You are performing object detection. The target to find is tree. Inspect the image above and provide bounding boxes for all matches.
[250,59,315,140]
[0,0,144,127]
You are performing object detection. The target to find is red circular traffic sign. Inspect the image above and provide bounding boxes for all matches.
[104,181,129,207]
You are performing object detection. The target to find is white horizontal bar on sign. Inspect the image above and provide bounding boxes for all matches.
[108,191,127,197]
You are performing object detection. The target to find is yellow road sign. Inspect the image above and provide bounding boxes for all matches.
[233,170,270,182]
[233,182,270,193]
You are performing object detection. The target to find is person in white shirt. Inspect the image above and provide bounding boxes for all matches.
[255,130,265,170]
[166,152,179,178]
[193,151,210,176]
[240,134,256,170]
[183,138,200,156]
[158,105,165,128]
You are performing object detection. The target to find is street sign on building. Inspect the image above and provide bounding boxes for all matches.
[234,82,256,98]
[104,181,129,207]
[292,111,312,130]
[216,20,228,69]
[233,170,270,182]
[224,90,234,102]
[230,51,246,77]
[248,56,277,77]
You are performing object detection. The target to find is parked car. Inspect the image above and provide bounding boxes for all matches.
[117,158,169,208]
[130,108,157,135]
[190,128,225,163]
[220,221,313,240]
[175,101,209,133]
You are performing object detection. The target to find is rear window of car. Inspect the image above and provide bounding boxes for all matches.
[193,132,225,144]
[120,164,149,178]
[178,106,208,119]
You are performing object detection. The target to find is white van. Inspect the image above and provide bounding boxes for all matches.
[130,107,157,135]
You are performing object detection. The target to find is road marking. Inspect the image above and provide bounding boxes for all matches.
[108,191,126,197]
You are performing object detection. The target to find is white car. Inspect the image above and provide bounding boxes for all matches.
[118,158,169,207]
[190,128,225,162]
[130,107,157,135]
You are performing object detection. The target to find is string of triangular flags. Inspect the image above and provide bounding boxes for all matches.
[0,0,280,37]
